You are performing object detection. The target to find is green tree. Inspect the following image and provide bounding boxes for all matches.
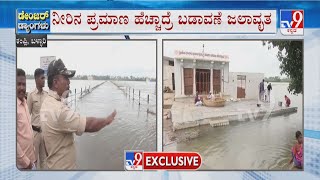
[263,41,303,95]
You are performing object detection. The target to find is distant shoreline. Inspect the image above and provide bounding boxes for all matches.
[26,78,156,82]
[265,81,291,83]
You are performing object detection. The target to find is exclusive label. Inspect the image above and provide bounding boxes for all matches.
[125,151,202,171]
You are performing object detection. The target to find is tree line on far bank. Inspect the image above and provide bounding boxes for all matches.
[264,76,291,83]
[26,74,156,82]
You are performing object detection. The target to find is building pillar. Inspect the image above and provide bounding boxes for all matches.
[221,62,225,94]
[210,68,213,94]
[173,58,177,97]
[181,59,184,96]
[221,67,224,93]
[193,59,196,95]
[210,61,214,94]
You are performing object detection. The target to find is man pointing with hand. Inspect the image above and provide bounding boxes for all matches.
[40,59,117,170]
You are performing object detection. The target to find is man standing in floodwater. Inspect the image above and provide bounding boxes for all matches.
[259,79,265,102]
[285,95,291,107]
[40,59,117,170]
[267,82,272,103]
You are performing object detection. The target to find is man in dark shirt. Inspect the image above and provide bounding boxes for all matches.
[267,83,272,102]
[259,79,265,102]
[285,95,291,107]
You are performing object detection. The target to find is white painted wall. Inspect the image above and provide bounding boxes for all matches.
[221,62,229,94]
[174,58,183,98]
[163,59,174,90]
[224,72,264,100]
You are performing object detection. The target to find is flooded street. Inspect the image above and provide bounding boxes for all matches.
[165,82,302,170]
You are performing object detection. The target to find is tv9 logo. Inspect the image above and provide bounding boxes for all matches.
[125,151,143,171]
[280,10,304,36]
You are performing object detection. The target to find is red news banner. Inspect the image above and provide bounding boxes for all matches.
[48,10,276,33]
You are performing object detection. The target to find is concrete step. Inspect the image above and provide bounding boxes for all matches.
[209,119,230,127]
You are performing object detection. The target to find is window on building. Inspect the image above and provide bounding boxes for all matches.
[169,61,174,66]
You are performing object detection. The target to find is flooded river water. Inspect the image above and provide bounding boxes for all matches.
[27,80,157,170]
[75,81,156,170]
[165,82,302,170]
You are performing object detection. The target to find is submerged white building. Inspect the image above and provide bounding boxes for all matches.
[164,50,264,100]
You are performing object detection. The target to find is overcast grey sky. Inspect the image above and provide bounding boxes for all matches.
[164,41,285,78]
[17,40,156,78]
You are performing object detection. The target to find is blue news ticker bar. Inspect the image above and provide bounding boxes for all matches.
[305,130,320,140]
[1,1,320,28]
